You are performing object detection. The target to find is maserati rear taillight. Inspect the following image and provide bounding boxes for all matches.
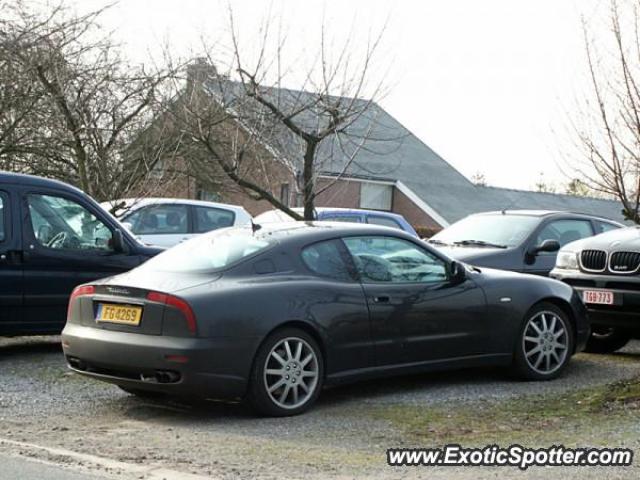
[67,285,95,320]
[146,291,197,334]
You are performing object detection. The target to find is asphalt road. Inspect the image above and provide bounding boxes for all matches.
[0,454,109,480]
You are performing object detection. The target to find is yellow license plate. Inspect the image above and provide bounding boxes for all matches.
[97,303,142,326]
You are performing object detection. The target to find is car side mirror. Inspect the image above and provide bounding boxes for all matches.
[531,239,561,255]
[121,221,134,231]
[111,228,126,253]
[449,261,466,284]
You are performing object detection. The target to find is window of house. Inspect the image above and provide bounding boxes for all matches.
[194,206,235,233]
[343,236,447,283]
[301,240,353,281]
[27,194,113,251]
[280,183,290,207]
[359,183,392,211]
[196,188,220,202]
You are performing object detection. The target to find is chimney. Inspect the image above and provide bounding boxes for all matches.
[186,58,217,95]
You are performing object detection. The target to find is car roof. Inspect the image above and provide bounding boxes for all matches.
[256,207,405,220]
[251,221,417,245]
[472,209,622,224]
[105,197,249,214]
[0,171,86,195]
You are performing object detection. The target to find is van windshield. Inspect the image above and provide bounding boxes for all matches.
[140,227,273,273]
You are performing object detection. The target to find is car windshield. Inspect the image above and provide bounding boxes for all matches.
[431,214,540,248]
[140,227,273,273]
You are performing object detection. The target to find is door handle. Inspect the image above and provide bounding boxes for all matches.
[373,295,390,303]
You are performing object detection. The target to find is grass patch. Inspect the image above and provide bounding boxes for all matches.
[367,376,640,445]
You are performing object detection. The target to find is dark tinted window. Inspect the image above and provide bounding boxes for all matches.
[301,240,353,281]
[126,204,188,235]
[596,221,620,234]
[535,220,593,248]
[194,206,235,233]
[366,215,402,230]
[343,236,447,283]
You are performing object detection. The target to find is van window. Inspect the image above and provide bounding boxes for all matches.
[27,194,113,251]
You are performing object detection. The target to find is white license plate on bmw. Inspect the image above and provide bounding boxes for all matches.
[582,290,615,305]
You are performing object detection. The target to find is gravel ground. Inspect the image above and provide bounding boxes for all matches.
[1,335,639,479]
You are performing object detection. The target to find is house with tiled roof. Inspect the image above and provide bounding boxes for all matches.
[149,61,626,232]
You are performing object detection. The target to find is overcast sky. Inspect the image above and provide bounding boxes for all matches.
[69,0,610,191]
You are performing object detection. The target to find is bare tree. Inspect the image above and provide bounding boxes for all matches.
[471,171,488,186]
[169,8,396,220]
[0,1,180,202]
[567,0,640,222]
[534,172,557,193]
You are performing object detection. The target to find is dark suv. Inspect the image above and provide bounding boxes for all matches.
[550,226,640,353]
[0,172,161,336]
[429,210,622,276]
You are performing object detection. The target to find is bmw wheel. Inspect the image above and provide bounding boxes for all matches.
[248,328,324,416]
[513,303,574,380]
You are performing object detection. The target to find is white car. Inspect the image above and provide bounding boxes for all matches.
[103,198,252,248]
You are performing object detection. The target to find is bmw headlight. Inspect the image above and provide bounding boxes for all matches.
[555,250,579,270]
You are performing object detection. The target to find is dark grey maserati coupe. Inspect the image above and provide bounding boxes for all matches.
[62,222,589,416]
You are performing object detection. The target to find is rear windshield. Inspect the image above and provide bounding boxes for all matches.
[140,227,273,273]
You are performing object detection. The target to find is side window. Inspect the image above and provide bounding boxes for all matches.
[596,221,620,234]
[194,206,235,233]
[301,240,353,281]
[126,205,188,235]
[343,236,447,283]
[322,214,362,223]
[366,215,402,230]
[27,194,113,251]
[535,220,594,248]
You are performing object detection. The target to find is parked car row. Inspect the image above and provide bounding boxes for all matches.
[1,171,637,417]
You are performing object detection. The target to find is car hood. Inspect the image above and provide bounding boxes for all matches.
[92,268,220,294]
[564,227,640,252]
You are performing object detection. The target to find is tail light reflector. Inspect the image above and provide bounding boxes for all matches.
[146,291,197,334]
